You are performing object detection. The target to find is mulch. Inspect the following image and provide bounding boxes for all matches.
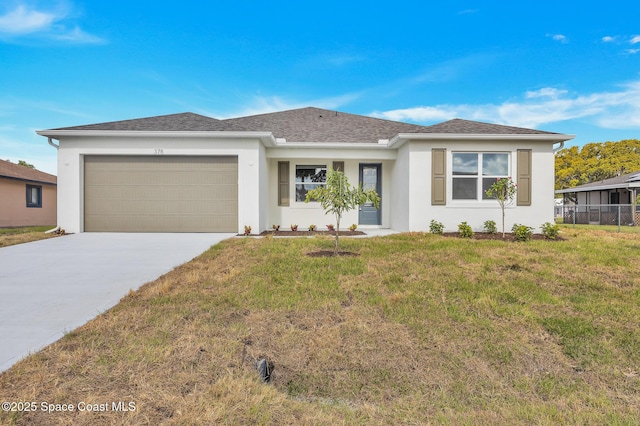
[440,232,564,241]
[246,230,367,237]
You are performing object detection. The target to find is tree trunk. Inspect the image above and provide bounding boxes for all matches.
[334,215,340,256]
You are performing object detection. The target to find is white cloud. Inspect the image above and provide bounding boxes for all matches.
[525,87,568,99]
[0,2,104,44]
[625,48,640,55]
[630,35,640,44]
[0,4,56,33]
[53,26,103,43]
[371,81,640,130]
[602,36,615,43]
[547,33,568,43]
[371,106,457,122]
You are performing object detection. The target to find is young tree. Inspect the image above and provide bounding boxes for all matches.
[485,177,517,238]
[305,169,380,255]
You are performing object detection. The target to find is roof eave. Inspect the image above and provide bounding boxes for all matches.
[36,130,278,147]
[273,141,388,149]
[556,181,640,194]
[388,133,575,148]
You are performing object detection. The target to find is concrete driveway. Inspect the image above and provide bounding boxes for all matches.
[0,232,234,373]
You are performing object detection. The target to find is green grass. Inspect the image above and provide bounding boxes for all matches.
[2,230,640,425]
[558,222,640,234]
[0,225,54,235]
[0,226,58,247]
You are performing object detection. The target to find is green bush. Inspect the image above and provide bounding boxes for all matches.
[483,220,497,234]
[458,221,474,238]
[541,222,560,239]
[511,224,534,242]
[429,220,444,235]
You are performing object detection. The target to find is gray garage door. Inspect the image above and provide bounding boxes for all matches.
[84,156,238,232]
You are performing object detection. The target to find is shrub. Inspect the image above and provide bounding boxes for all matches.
[308,224,317,231]
[483,220,497,234]
[290,224,298,231]
[429,220,444,235]
[349,224,357,231]
[244,225,252,236]
[326,224,335,231]
[541,222,560,239]
[458,221,474,238]
[511,224,534,242]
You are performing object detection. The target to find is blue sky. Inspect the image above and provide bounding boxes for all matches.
[1,0,639,174]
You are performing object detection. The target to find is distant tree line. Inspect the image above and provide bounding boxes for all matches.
[555,139,640,190]
[4,159,35,169]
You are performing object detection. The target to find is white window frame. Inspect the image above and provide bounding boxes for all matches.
[294,164,327,203]
[451,152,510,202]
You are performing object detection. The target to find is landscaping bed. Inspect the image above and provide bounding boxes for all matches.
[440,232,565,241]
[249,230,366,237]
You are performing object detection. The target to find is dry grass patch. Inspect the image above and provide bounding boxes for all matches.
[2,231,640,424]
[0,226,59,247]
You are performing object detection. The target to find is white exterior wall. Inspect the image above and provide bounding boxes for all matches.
[52,133,560,234]
[55,136,264,234]
[406,140,555,233]
[390,143,410,231]
[266,148,394,231]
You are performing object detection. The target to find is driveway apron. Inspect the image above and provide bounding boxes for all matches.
[0,232,233,373]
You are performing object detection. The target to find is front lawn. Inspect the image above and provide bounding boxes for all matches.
[1,229,639,424]
[0,226,58,248]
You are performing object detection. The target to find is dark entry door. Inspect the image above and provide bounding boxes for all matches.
[359,164,381,225]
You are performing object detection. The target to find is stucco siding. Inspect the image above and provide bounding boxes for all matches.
[267,156,393,230]
[56,136,262,234]
[408,140,555,232]
[0,178,56,227]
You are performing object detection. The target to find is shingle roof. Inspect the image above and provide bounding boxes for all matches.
[221,107,435,143]
[0,160,57,185]
[53,112,244,132]
[421,118,559,135]
[560,171,640,192]
[46,107,562,142]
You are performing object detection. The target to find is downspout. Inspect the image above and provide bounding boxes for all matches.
[553,140,565,153]
[47,137,59,149]
[46,136,60,234]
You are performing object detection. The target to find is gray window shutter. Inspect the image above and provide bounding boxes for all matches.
[278,161,290,206]
[517,150,532,206]
[332,161,344,172]
[432,148,446,205]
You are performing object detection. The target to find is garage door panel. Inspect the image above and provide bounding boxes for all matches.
[84,156,238,232]
[89,184,237,202]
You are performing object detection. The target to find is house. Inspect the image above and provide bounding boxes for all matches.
[555,171,640,225]
[0,159,57,227]
[36,107,573,234]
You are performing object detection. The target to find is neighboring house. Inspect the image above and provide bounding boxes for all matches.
[37,107,573,234]
[555,171,640,225]
[0,159,57,227]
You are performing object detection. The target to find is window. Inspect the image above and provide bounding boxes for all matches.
[452,153,509,201]
[295,165,326,202]
[26,184,42,208]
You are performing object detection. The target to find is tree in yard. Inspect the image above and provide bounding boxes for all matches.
[555,139,640,190]
[305,168,380,255]
[18,160,35,169]
[485,177,517,238]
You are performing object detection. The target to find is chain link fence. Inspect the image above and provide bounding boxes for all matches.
[562,204,639,228]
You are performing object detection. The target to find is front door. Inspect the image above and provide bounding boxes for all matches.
[359,164,381,225]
